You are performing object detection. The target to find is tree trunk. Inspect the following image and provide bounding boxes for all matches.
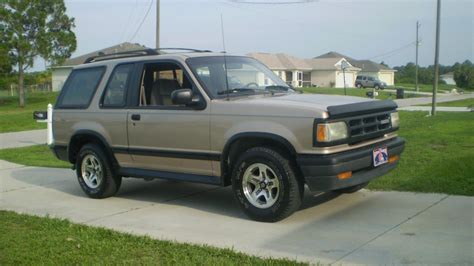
[18,61,25,107]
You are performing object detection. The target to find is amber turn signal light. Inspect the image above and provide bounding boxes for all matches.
[337,171,352,180]
[389,155,400,164]
[317,124,327,142]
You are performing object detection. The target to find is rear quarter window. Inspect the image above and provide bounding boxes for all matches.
[56,67,105,108]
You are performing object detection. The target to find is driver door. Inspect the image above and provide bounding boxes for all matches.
[126,60,216,177]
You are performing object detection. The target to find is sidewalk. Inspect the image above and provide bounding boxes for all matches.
[1,160,472,265]
[399,106,472,112]
[395,93,474,107]
[0,129,47,150]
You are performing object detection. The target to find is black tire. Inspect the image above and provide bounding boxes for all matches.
[75,143,122,199]
[333,182,369,194]
[231,147,303,222]
[356,83,362,89]
[375,85,380,90]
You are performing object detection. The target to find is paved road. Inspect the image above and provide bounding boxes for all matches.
[394,93,474,107]
[1,160,472,265]
[0,129,46,150]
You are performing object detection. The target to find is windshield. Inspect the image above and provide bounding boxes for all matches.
[186,56,293,98]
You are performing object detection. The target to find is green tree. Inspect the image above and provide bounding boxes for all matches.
[0,0,76,107]
[453,60,474,90]
[0,45,12,74]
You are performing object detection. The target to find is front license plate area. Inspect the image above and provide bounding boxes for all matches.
[373,147,388,167]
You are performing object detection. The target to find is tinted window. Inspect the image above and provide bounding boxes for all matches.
[57,67,105,108]
[103,64,133,107]
[368,77,374,81]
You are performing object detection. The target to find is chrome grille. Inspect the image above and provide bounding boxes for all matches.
[347,112,393,143]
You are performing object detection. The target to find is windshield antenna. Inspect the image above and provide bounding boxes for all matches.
[220,14,230,101]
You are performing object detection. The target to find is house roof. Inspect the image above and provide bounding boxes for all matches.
[314,52,395,72]
[314,51,355,61]
[351,60,393,72]
[307,57,359,71]
[58,42,149,67]
[440,72,454,78]
[247,52,312,70]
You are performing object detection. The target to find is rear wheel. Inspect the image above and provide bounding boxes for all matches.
[76,143,122,199]
[232,147,303,222]
[375,84,380,90]
[333,182,369,194]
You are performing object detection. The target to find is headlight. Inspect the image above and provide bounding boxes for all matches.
[316,122,348,142]
[391,112,400,128]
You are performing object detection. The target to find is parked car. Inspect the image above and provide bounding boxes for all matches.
[355,75,387,90]
[45,49,405,222]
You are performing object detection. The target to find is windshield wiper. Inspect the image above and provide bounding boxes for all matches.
[217,88,256,95]
[265,85,291,92]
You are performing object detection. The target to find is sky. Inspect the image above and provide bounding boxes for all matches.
[34,0,473,71]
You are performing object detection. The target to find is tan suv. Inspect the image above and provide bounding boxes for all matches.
[49,49,405,222]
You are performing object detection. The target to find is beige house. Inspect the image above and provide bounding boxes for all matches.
[248,52,360,88]
[315,52,396,86]
[51,42,148,91]
[308,57,360,88]
[247,53,313,87]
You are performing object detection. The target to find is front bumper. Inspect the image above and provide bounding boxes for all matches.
[297,137,405,191]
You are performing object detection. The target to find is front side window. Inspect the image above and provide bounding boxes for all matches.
[57,67,105,108]
[102,64,134,107]
[137,62,194,107]
[187,56,293,98]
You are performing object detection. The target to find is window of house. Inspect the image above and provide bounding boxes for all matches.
[57,67,105,108]
[102,64,134,107]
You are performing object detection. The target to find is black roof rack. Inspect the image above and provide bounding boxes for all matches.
[84,47,212,64]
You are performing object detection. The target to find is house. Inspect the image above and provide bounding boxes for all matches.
[247,53,313,87]
[308,57,360,88]
[51,42,148,91]
[314,52,396,86]
[440,72,456,85]
[248,52,360,88]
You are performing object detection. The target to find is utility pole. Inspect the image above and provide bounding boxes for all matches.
[156,0,160,49]
[415,21,420,92]
[432,0,441,116]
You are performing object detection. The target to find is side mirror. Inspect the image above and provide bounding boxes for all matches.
[171,89,194,105]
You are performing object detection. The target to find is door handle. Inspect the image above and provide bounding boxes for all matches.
[131,114,141,121]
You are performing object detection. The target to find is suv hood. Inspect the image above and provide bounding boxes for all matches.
[213,93,375,118]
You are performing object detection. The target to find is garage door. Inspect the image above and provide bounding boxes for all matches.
[336,72,354,88]
[379,73,393,86]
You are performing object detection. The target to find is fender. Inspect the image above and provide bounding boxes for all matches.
[68,129,117,165]
[220,132,297,182]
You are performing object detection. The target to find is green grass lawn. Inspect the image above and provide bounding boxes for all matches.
[0,145,70,168]
[368,111,474,196]
[394,83,457,93]
[0,91,58,133]
[302,87,420,100]
[0,211,303,265]
[420,98,474,108]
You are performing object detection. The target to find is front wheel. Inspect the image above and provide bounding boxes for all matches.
[356,83,362,89]
[76,143,122,199]
[375,85,380,90]
[232,147,303,222]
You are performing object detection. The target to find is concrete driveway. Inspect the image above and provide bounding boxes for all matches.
[1,159,472,265]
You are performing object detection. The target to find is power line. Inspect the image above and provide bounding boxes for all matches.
[129,0,154,42]
[369,42,416,60]
[120,0,139,43]
[229,0,317,4]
